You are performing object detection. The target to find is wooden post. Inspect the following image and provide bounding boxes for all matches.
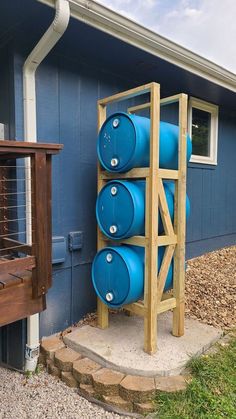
[144,83,160,354]
[46,155,53,289]
[97,103,109,329]
[31,152,51,298]
[172,94,188,337]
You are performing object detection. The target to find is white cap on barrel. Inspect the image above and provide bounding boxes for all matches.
[109,225,117,234]
[106,253,113,262]
[111,157,119,167]
[112,118,119,128]
[106,292,114,302]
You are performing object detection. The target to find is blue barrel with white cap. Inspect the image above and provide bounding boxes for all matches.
[92,245,173,308]
[96,180,190,240]
[97,112,192,172]
[96,180,175,239]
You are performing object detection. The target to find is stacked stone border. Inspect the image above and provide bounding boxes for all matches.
[40,335,190,415]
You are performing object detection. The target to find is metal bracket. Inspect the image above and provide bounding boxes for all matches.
[25,344,40,361]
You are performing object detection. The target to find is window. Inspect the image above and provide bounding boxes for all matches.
[188,97,218,165]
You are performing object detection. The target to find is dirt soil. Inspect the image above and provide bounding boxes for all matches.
[185,245,236,330]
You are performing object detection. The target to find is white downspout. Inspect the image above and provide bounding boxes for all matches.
[23,0,70,372]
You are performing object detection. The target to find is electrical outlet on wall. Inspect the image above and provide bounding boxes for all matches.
[68,231,83,251]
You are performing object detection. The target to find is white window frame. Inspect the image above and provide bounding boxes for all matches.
[188,97,218,165]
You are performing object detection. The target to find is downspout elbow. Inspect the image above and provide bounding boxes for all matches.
[23,0,70,74]
[53,0,71,34]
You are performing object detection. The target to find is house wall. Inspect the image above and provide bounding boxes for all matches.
[12,47,135,337]
[0,6,235,342]
[187,108,236,257]
[0,46,15,138]
[160,106,236,259]
[11,45,236,338]
[0,44,27,370]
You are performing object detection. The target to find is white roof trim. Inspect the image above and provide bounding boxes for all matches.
[38,0,236,93]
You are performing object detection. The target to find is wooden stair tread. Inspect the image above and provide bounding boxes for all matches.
[0,269,44,327]
[0,270,32,289]
[0,274,22,288]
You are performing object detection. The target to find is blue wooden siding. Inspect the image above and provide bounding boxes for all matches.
[12,49,133,336]
[11,47,236,337]
[0,46,15,138]
[187,109,236,258]
[0,2,235,340]
[161,104,236,259]
[0,45,27,370]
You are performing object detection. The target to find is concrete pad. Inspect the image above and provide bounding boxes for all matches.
[64,312,222,377]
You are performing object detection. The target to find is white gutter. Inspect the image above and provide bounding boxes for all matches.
[23,0,70,372]
[38,0,236,93]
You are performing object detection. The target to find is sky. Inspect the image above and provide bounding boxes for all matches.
[97,0,236,74]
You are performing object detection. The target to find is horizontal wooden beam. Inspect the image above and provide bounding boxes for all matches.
[118,236,147,247]
[101,233,147,247]
[125,297,177,317]
[100,168,178,181]
[128,102,151,114]
[158,235,177,246]
[98,83,153,105]
[0,140,63,156]
[101,234,177,247]
[124,301,146,317]
[159,169,179,179]
[99,167,149,180]
[160,93,183,106]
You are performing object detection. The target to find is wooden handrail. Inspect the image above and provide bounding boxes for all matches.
[0,140,63,157]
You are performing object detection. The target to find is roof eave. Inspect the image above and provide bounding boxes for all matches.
[38,0,236,93]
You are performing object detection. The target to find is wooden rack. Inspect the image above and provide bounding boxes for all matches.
[0,140,62,326]
[97,82,188,354]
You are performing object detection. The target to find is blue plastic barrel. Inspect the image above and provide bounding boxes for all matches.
[96,180,174,239]
[92,245,173,308]
[166,181,191,217]
[97,112,192,172]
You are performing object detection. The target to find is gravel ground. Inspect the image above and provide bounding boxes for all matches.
[0,367,130,419]
[1,246,235,418]
[186,245,236,330]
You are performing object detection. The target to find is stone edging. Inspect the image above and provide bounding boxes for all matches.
[40,335,190,415]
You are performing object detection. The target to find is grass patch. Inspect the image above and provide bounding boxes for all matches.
[154,336,236,419]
